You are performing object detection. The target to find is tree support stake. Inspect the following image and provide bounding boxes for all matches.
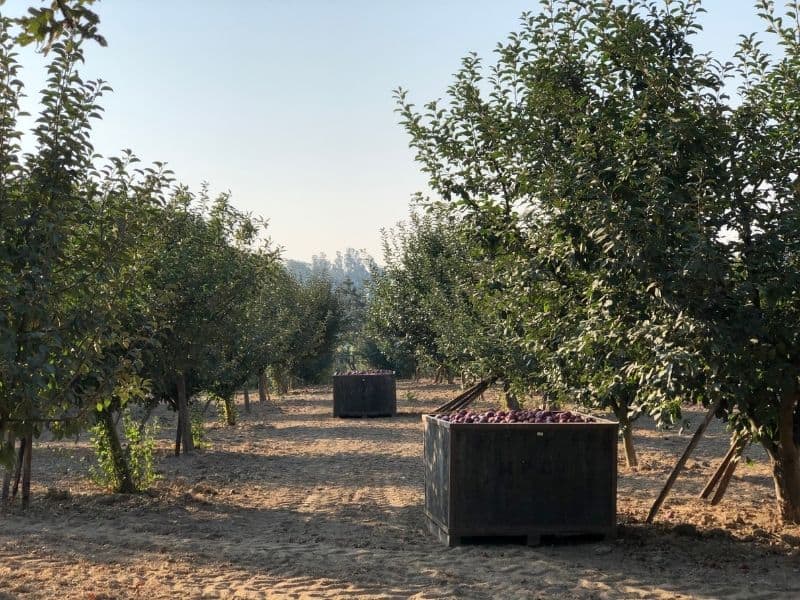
[646,399,721,524]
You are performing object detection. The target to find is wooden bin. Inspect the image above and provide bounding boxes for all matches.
[332,373,396,417]
[423,414,617,546]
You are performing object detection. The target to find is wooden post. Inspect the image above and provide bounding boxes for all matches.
[646,399,720,524]
[711,441,746,505]
[258,372,268,403]
[700,437,741,499]
[177,374,194,454]
[432,377,497,414]
[453,379,493,410]
[710,456,739,505]
[433,384,480,414]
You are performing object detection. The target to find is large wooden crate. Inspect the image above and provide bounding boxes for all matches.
[423,414,618,546]
[332,373,396,417]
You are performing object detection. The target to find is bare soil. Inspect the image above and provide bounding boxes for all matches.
[1,381,800,599]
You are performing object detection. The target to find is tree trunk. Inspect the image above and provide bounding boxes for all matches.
[174,411,182,456]
[223,396,236,426]
[502,381,521,411]
[11,435,25,500]
[768,451,800,523]
[21,434,32,509]
[622,425,638,469]
[243,388,251,414]
[271,367,289,395]
[177,374,194,454]
[2,430,15,501]
[138,403,155,438]
[613,406,638,469]
[97,409,135,494]
[258,372,268,403]
[766,390,800,523]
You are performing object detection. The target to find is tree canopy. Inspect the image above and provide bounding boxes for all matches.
[395,0,800,521]
[0,2,353,499]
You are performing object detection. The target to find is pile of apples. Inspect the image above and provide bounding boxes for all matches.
[436,408,595,424]
[335,369,394,376]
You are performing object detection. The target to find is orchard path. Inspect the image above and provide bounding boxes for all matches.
[1,381,800,599]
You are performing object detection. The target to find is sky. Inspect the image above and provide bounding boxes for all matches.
[3,0,783,262]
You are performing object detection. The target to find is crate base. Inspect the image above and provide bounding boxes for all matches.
[426,515,615,547]
[334,413,395,418]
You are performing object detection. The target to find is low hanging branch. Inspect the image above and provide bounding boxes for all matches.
[432,376,498,414]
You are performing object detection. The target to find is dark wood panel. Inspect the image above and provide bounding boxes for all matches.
[423,415,617,542]
[423,416,451,529]
[332,374,396,417]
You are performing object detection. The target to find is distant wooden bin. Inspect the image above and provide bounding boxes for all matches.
[332,373,396,417]
[423,414,618,546]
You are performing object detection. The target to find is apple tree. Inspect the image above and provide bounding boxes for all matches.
[397,0,800,499]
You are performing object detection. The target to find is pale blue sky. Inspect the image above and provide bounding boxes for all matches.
[4,1,782,261]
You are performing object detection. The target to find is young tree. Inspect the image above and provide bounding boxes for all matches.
[134,189,273,452]
[203,250,285,419]
[0,15,165,500]
[288,276,344,384]
[366,211,528,390]
[333,277,366,372]
[366,214,455,380]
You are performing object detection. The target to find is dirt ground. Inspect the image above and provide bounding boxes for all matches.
[1,380,800,599]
